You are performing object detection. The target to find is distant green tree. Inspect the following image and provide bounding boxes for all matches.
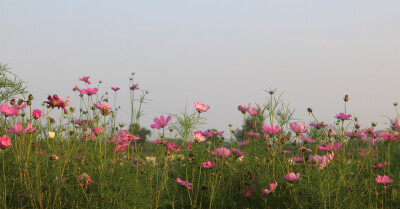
[0,63,28,102]
[129,123,151,143]
[234,115,263,141]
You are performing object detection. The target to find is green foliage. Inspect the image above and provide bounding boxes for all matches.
[0,63,28,102]
[129,123,151,143]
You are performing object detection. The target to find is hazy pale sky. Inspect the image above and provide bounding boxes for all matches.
[1,1,400,138]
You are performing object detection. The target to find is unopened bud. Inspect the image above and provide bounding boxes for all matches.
[328,129,333,137]
[307,108,312,113]
[394,102,398,107]
[18,99,23,105]
[10,99,15,105]
[371,122,377,127]
[344,94,349,102]
[28,94,33,101]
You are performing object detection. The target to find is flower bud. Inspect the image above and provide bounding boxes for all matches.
[10,99,15,105]
[48,132,55,139]
[394,102,398,107]
[371,122,377,127]
[28,94,33,101]
[328,129,333,137]
[307,108,312,113]
[344,94,349,102]
[18,99,23,105]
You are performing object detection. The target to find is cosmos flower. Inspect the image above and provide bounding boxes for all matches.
[194,102,210,113]
[202,161,215,168]
[375,175,394,184]
[79,76,91,84]
[300,134,316,143]
[176,178,192,189]
[231,148,244,157]
[290,122,307,136]
[0,136,11,150]
[32,109,42,119]
[262,125,280,136]
[262,180,277,196]
[0,103,19,117]
[93,102,112,116]
[284,173,300,182]
[130,83,139,90]
[193,131,206,142]
[79,88,98,95]
[211,147,231,158]
[76,173,94,186]
[5,122,35,135]
[237,103,251,114]
[335,113,352,121]
[111,87,120,92]
[150,115,172,129]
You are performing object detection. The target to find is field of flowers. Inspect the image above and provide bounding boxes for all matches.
[0,74,399,208]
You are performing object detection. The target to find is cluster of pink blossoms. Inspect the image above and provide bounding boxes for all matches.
[108,130,139,153]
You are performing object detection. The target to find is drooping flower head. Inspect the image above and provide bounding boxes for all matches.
[194,102,210,113]
[375,175,394,184]
[176,178,192,189]
[79,88,98,96]
[79,76,91,84]
[262,180,277,196]
[5,122,35,135]
[202,161,215,168]
[335,113,352,121]
[0,136,11,150]
[193,131,206,142]
[290,122,307,136]
[262,125,280,136]
[284,172,300,182]
[150,115,172,129]
[0,103,19,117]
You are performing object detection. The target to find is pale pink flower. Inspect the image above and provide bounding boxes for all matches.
[318,142,341,151]
[231,148,244,157]
[375,175,394,184]
[262,125,280,136]
[308,154,328,170]
[79,76,91,84]
[211,147,231,158]
[247,108,258,116]
[93,102,112,116]
[194,102,210,113]
[290,122,307,136]
[262,180,277,196]
[0,136,11,150]
[292,157,303,163]
[79,88,98,95]
[300,134,316,143]
[176,178,192,189]
[284,172,300,182]
[298,145,312,153]
[32,109,42,119]
[0,103,19,117]
[202,161,215,168]
[150,115,172,129]
[5,122,35,135]
[335,113,352,121]
[237,140,249,146]
[49,154,60,162]
[193,131,206,142]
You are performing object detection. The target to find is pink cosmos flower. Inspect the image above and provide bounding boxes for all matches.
[79,76,91,84]
[111,87,120,92]
[92,127,101,136]
[238,104,251,114]
[79,88,98,95]
[244,186,254,197]
[246,131,260,138]
[231,148,244,157]
[77,173,94,186]
[335,113,352,121]
[5,122,35,135]
[262,180,277,196]
[284,173,300,182]
[201,130,213,137]
[49,154,60,162]
[290,122,307,136]
[108,130,139,153]
[371,162,387,169]
[130,83,139,90]
[300,134,316,143]
[194,102,210,113]
[237,140,249,146]
[248,108,258,116]
[318,142,341,151]
[32,109,42,119]
[309,122,327,129]
[93,102,112,116]
[211,147,231,158]
[292,157,303,163]
[176,178,192,189]
[308,154,328,170]
[202,161,216,168]
[151,115,172,129]
[0,136,11,150]
[380,133,397,142]
[298,145,312,153]
[193,131,206,142]
[262,125,280,136]
[375,175,394,184]
[0,103,19,117]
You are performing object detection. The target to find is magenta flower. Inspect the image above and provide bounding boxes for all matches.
[76,173,94,186]
[32,109,42,119]
[92,127,101,136]
[211,147,231,158]
[176,178,193,189]
[262,125,280,136]
[281,150,291,154]
[93,102,112,116]
[201,131,213,137]
[262,180,277,196]
[371,162,387,169]
[284,173,300,182]
[247,108,258,116]
[244,186,254,197]
[79,88,98,95]
[237,104,251,114]
[79,76,91,84]
[309,122,327,129]
[193,131,206,142]
[5,122,35,135]
[130,83,139,90]
[202,161,215,168]
[335,113,352,121]
[308,154,328,170]
[0,103,19,117]
[111,87,120,92]
[151,115,172,129]
[231,148,244,157]
[318,142,341,151]
[194,102,210,113]
[290,122,307,136]
[375,175,394,184]
[381,133,397,142]
[0,136,11,150]
[292,157,303,163]
[300,134,316,143]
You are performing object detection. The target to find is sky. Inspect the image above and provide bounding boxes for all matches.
[1,1,400,139]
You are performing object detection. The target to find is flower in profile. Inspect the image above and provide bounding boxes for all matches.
[262,125,280,136]
[375,175,394,184]
[150,115,172,129]
[48,132,55,139]
[0,136,11,150]
[93,102,112,116]
[246,131,260,138]
[79,76,91,84]
[300,134,316,143]
[92,127,101,136]
[292,157,303,163]
[77,173,94,186]
[380,133,397,142]
[193,131,206,142]
[5,122,35,135]
[309,122,327,129]
[237,104,251,114]
[248,108,258,116]
[237,140,249,146]
[130,83,139,90]
[262,180,277,196]
[290,122,307,136]
[0,103,19,117]
[111,87,120,92]
[231,148,244,157]
[79,88,98,95]
[335,113,352,121]
[211,147,231,158]
[318,142,341,151]
[284,172,300,182]
[202,161,215,168]
[44,95,62,109]
[176,178,192,189]
[281,150,291,154]
[32,109,42,119]
[371,162,387,169]
[194,102,210,113]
